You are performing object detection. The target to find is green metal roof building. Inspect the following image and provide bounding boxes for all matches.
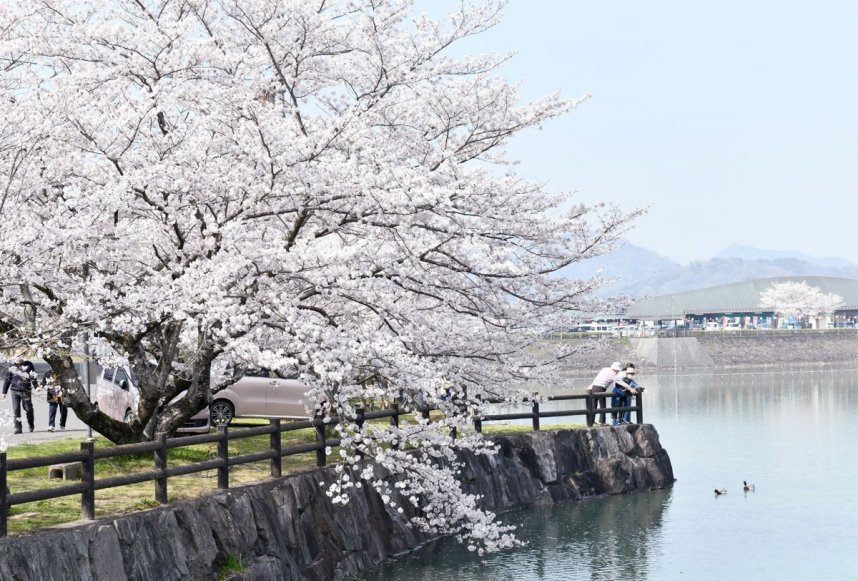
[626,276,858,321]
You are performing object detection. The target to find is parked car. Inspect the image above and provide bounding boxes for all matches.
[209,370,309,426]
[96,367,210,434]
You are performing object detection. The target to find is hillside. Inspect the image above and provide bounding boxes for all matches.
[560,242,858,298]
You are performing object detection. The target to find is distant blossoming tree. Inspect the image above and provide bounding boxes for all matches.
[0,0,639,551]
[759,281,844,324]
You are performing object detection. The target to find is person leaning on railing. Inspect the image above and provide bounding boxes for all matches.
[587,361,631,426]
[612,363,643,425]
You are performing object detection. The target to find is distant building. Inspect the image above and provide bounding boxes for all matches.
[625,276,858,329]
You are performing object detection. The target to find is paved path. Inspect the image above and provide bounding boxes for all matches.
[2,361,98,447]
[2,392,96,447]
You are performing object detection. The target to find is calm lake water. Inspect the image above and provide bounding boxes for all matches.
[366,367,858,580]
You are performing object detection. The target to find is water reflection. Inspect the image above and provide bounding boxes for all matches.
[366,367,858,581]
[368,490,672,581]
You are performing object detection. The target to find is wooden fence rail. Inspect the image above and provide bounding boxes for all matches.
[0,391,642,537]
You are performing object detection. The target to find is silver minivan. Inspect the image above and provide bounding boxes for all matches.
[96,367,210,434]
[209,370,308,426]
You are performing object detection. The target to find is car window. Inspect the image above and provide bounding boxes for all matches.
[114,368,128,387]
[103,367,115,382]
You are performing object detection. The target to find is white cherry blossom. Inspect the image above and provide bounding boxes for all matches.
[0,0,640,551]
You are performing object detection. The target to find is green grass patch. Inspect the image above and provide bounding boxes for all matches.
[4,427,326,535]
[218,554,246,580]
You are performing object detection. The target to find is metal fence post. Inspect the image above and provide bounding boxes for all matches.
[154,433,168,504]
[532,400,540,431]
[0,451,7,537]
[635,391,644,425]
[269,419,282,478]
[81,440,95,520]
[217,426,229,489]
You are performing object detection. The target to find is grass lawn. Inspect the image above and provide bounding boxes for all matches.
[3,419,585,536]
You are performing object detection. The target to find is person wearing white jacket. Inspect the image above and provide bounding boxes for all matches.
[587,361,631,426]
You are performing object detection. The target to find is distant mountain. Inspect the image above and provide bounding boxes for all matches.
[715,245,854,268]
[624,257,858,296]
[558,242,858,298]
[554,243,679,296]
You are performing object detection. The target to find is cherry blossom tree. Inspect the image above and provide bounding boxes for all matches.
[0,0,639,551]
[759,281,844,326]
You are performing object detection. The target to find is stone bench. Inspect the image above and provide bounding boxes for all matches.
[48,462,82,481]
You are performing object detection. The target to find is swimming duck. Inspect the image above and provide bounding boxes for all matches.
[743,481,755,492]
[714,489,727,496]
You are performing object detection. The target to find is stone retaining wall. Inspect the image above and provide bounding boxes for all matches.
[695,332,858,367]
[559,332,858,370]
[0,425,673,581]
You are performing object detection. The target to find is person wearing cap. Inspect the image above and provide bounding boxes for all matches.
[588,361,631,426]
[612,363,641,425]
[2,355,37,434]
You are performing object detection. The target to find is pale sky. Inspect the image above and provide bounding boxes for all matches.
[445,0,858,265]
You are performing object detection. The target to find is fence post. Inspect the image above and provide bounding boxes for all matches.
[635,391,644,425]
[154,433,168,504]
[270,419,282,478]
[315,415,327,467]
[585,391,595,427]
[80,440,95,520]
[0,451,7,538]
[217,426,229,489]
[390,402,399,428]
[355,405,366,459]
[532,400,540,431]
[355,404,365,429]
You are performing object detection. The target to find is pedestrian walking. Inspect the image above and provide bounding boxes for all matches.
[2,355,37,434]
[42,369,67,432]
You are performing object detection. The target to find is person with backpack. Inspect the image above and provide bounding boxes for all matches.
[2,355,37,434]
[42,369,67,432]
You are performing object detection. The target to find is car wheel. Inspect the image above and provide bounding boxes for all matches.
[210,400,234,426]
[124,409,133,423]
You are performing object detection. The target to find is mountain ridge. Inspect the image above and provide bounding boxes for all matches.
[559,242,858,298]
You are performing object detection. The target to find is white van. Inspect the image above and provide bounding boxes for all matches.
[96,367,210,434]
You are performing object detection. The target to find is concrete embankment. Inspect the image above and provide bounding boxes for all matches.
[559,331,858,370]
[0,426,673,581]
